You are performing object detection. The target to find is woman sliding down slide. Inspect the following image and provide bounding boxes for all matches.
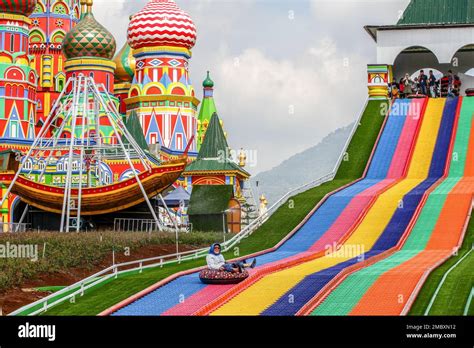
[206,243,256,273]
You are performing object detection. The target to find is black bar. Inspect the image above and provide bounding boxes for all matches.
[0,316,472,347]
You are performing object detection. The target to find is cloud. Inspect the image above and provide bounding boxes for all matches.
[92,0,130,47]
[210,39,367,172]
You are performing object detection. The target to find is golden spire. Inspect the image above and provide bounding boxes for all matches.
[80,0,86,13]
[85,0,93,13]
[238,148,247,167]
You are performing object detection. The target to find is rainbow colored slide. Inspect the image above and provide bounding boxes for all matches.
[308,96,474,315]
[104,97,472,316]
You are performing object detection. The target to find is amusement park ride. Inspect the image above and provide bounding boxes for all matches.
[0,75,190,232]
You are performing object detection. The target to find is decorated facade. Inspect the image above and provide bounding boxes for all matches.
[0,0,38,225]
[30,0,81,124]
[0,0,254,229]
[125,0,199,159]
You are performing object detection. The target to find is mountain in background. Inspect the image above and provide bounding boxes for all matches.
[249,124,353,206]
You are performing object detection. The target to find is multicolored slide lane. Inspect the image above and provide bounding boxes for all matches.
[264,98,459,316]
[108,98,428,316]
[208,98,452,315]
[309,96,474,315]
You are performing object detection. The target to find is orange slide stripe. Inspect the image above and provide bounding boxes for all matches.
[350,115,474,315]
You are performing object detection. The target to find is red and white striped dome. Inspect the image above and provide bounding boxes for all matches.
[127,0,197,51]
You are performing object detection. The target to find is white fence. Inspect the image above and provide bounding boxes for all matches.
[0,223,30,233]
[9,98,369,316]
[113,218,161,233]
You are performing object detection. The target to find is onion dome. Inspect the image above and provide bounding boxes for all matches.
[203,71,214,88]
[63,0,116,60]
[0,0,37,17]
[128,0,197,51]
[113,42,136,83]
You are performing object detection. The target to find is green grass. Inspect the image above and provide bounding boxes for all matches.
[0,231,223,293]
[409,213,474,315]
[35,286,67,292]
[35,100,387,316]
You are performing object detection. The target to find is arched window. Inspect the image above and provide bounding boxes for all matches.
[52,2,68,15]
[51,30,66,44]
[55,74,66,92]
[171,86,186,96]
[33,2,44,13]
[130,88,139,98]
[393,46,440,82]
[18,86,24,98]
[23,159,33,170]
[5,67,25,81]
[146,86,162,95]
[29,29,46,44]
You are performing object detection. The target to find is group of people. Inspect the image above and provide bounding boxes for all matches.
[389,69,462,99]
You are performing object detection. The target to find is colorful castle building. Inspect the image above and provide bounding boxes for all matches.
[0,0,39,225]
[0,1,38,148]
[125,0,199,160]
[0,0,254,229]
[29,0,81,125]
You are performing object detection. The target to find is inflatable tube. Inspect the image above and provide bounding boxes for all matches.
[466,89,474,97]
[199,269,249,285]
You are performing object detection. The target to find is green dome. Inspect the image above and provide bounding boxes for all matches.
[63,11,116,60]
[203,71,214,88]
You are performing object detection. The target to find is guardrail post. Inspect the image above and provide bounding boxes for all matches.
[160,258,163,268]
[43,301,48,313]
[178,255,181,264]
[80,282,84,296]
[114,266,118,279]
[139,262,143,273]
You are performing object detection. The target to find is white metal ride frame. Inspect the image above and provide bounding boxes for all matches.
[0,75,163,232]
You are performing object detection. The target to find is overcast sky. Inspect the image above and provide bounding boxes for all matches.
[92,0,411,174]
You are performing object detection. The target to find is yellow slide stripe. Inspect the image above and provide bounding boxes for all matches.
[211,98,446,315]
